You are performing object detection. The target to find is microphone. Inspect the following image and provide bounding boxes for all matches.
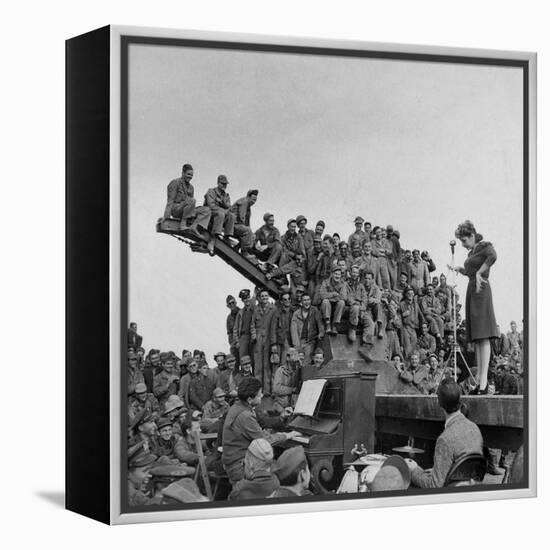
[449,240,456,253]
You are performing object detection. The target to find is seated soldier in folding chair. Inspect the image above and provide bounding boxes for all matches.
[407,378,484,488]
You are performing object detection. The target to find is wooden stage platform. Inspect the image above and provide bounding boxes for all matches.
[375,394,524,451]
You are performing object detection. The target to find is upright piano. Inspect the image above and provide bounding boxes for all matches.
[286,361,377,493]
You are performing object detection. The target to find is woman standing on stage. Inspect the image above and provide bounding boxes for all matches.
[448,220,498,394]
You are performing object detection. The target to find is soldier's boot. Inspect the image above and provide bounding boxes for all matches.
[207,237,216,256]
[347,324,357,343]
[359,344,374,363]
[487,449,505,475]
[222,235,240,248]
[324,320,332,335]
[330,322,337,335]
[376,320,385,339]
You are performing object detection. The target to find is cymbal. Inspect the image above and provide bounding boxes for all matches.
[392,445,425,454]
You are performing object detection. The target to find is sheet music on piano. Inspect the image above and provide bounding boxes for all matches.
[293,378,327,417]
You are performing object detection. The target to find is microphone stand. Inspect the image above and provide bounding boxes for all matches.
[448,241,476,385]
[450,242,458,381]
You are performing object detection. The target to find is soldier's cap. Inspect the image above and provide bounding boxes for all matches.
[217,174,229,184]
[428,353,438,360]
[287,218,297,227]
[247,189,259,197]
[191,410,203,420]
[150,464,196,479]
[226,294,236,304]
[313,235,322,242]
[129,407,152,430]
[386,224,394,231]
[241,355,252,366]
[225,354,236,362]
[286,347,298,356]
[239,288,251,299]
[273,446,307,480]
[296,214,307,225]
[331,265,343,274]
[135,383,147,394]
[370,455,411,491]
[316,220,326,228]
[295,284,306,292]
[129,450,157,469]
[128,352,138,360]
[370,466,409,492]
[393,230,400,238]
[263,212,274,222]
[156,417,173,430]
[160,352,168,362]
[213,387,226,397]
[214,351,226,359]
[164,395,185,414]
[162,478,209,504]
[279,284,291,294]
[247,438,273,461]
[354,216,365,224]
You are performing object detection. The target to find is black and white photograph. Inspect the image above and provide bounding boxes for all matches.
[5,0,549,545]
[121,29,533,516]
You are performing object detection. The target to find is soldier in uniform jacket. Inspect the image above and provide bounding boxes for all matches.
[204,174,235,239]
[129,382,160,425]
[281,218,306,266]
[188,363,216,410]
[296,215,315,252]
[231,189,258,253]
[128,450,158,507]
[153,358,179,410]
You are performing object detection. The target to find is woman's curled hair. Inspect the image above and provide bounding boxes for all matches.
[455,220,483,242]
[455,220,475,239]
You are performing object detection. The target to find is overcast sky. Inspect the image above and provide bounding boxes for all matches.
[128,43,524,361]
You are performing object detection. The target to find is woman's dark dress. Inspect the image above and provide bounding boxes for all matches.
[462,241,498,342]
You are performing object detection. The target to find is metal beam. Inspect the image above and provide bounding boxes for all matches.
[156,219,283,298]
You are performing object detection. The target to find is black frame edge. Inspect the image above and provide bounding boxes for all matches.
[119,36,532,517]
[66,24,111,525]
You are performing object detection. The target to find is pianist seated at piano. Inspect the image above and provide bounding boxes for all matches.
[222,377,302,484]
[269,446,313,498]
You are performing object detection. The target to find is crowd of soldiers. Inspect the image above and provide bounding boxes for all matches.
[126,311,523,505]
[125,164,525,505]
[126,322,317,505]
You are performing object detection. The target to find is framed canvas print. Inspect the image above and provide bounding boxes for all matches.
[66,25,537,525]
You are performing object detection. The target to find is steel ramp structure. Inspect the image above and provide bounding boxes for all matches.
[156,218,284,299]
